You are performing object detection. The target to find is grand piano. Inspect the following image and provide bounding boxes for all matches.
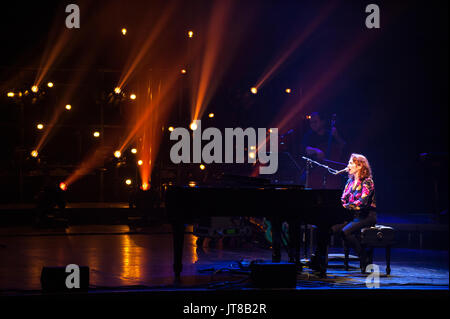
[164,176,350,279]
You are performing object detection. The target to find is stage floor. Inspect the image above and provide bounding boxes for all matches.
[0,224,448,294]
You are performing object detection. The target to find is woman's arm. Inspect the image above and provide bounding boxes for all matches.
[348,179,374,209]
[341,179,352,206]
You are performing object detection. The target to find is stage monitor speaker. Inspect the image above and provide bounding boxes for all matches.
[250,262,297,288]
[41,265,89,293]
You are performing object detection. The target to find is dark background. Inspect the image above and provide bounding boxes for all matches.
[0,0,448,216]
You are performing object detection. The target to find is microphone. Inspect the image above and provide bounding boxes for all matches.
[334,167,349,175]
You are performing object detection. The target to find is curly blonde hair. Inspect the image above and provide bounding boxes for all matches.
[350,153,372,180]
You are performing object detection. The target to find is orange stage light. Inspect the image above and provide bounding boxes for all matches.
[200,164,205,170]
[125,179,132,185]
[114,150,121,158]
[121,28,127,35]
[131,148,137,154]
[93,131,100,138]
[31,85,38,93]
[7,92,14,97]
[181,69,187,74]
[114,87,121,94]
[190,122,198,131]
[130,94,136,100]
[285,88,291,93]
[37,123,44,130]
[188,30,194,38]
[65,104,72,110]
[208,113,214,118]
[188,181,197,188]
[31,150,38,158]
[137,160,143,166]
[250,87,257,94]
[47,82,54,88]
[59,182,67,191]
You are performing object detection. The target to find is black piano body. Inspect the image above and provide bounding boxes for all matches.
[165,185,350,278]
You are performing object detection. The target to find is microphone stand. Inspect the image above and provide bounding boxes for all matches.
[301,156,339,184]
[305,159,313,188]
[323,114,337,188]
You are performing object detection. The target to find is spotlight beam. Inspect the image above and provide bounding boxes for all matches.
[118,67,179,153]
[34,29,71,88]
[253,1,338,90]
[117,5,175,90]
[191,0,234,122]
[34,51,98,154]
[274,32,378,134]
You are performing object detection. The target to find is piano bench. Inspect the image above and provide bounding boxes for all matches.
[344,225,395,275]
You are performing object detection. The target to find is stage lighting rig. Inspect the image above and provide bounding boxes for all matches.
[128,184,160,210]
[35,180,67,226]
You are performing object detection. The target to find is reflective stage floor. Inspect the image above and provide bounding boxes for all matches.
[0,224,448,293]
[0,224,448,315]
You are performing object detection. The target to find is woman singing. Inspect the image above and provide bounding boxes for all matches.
[334,153,377,271]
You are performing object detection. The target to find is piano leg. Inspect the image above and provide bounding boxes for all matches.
[314,225,332,277]
[171,221,185,280]
[288,218,301,266]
